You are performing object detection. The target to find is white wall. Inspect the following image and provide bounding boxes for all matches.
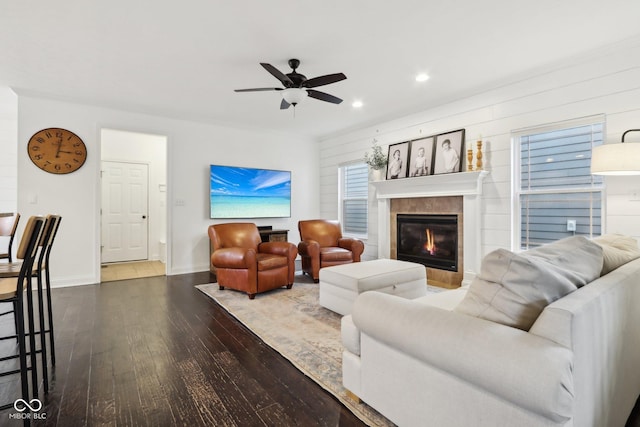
[319,38,640,260]
[101,128,167,262]
[0,87,17,212]
[17,96,319,286]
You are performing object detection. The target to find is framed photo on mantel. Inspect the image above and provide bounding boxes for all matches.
[386,141,410,180]
[408,136,435,177]
[433,129,465,174]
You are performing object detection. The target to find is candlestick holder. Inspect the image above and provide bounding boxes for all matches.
[476,140,483,171]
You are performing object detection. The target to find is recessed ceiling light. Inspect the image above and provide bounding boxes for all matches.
[352,100,363,108]
[415,73,430,82]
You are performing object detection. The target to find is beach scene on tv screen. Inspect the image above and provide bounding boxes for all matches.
[210,165,291,218]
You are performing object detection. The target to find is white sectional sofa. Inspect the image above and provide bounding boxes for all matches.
[341,236,640,426]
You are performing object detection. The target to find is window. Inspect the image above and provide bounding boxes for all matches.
[340,162,368,236]
[514,119,604,250]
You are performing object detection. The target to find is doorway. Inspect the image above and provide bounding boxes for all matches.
[100,129,168,281]
[101,161,149,263]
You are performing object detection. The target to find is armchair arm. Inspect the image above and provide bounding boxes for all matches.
[297,239,320,258]
[259,241,297,258]
[352,292,574,424]
[337,238,365,261]
[211,247,256,269]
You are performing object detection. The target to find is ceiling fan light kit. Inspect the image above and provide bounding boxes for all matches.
[235,58,346,110]
[282,88,308,106]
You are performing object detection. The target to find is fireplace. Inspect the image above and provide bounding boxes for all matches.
[396,214,458,272]
[373,170,488,287]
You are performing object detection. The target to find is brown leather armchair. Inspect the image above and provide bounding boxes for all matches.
[208,223,298,299]
[298,219,364,282]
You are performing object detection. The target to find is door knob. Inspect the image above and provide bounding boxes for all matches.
[142,215,147,219]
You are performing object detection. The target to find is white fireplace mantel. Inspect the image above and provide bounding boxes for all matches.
[372,170,489,286]
[371,170,489,200]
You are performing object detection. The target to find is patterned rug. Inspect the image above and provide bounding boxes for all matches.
[195,275,395,426]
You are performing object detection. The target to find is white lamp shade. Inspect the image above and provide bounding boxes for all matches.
[591,143,640,175]
[282,88,307,105]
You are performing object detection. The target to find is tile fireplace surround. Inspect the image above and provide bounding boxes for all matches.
[371,170,489,287]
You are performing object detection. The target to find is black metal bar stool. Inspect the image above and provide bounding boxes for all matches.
[0,215,46,426]
[33,215,62,391]
[0,212,20,262]
[0,215,62,394]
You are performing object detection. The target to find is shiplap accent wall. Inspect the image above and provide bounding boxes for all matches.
[319,38,640,260]
[0,88,17,212]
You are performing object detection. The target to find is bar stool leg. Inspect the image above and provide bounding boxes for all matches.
[25,276,38,398]
[44,267,55,367]
[16,297,32,427]
[36,272,49,393]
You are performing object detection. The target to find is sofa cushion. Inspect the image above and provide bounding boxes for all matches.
[592,234,640,276]
[455,236,603,331]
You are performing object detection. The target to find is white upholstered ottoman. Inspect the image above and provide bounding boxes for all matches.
[319,259,427,315]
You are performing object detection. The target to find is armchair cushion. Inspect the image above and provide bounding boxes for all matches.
[320,247,353,262]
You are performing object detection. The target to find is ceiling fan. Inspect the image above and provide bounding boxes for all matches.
[234,59,347,109]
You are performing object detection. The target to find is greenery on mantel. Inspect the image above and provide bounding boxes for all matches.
[363,140,388,170]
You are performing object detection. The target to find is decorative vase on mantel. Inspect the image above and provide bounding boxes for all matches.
[364,139,388,181]
[371,167,385,181]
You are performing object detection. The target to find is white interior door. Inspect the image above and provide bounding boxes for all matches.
[101,161,149,263]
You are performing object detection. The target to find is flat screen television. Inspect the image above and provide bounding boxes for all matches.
[209,164,291,219]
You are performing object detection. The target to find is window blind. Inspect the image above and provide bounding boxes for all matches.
[342,163,368,235]
[518,122,603,249]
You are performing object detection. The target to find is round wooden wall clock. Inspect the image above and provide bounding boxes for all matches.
[27,127,87,174]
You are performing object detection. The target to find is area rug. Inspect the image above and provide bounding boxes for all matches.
[195,275,397,426]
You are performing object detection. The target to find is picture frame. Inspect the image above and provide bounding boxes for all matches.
[433,129,465,174]
[386,141,410,180]
[408,137,435,177]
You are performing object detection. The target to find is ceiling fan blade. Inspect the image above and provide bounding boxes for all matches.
[280,98,291,109]
[234,87,282,92]
[261,63,294,87]
[303,73,347,88]
[307,89,343,104]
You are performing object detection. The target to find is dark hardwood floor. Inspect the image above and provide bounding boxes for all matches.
[0,272,365,426]
[0,272,639,426]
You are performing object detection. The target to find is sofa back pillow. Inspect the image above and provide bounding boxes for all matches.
[592,234,640,276]
[455,236,603,331]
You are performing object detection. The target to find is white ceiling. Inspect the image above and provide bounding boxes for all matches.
[2,1,640,140]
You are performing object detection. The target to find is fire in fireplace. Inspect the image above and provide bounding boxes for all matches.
[396,213,458,272]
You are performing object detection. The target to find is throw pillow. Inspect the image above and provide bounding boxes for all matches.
[455,236,603,331]
[592,234,640,276]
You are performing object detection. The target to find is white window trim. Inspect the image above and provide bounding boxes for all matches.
[511,115,606,251]
[338,161,369,240]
